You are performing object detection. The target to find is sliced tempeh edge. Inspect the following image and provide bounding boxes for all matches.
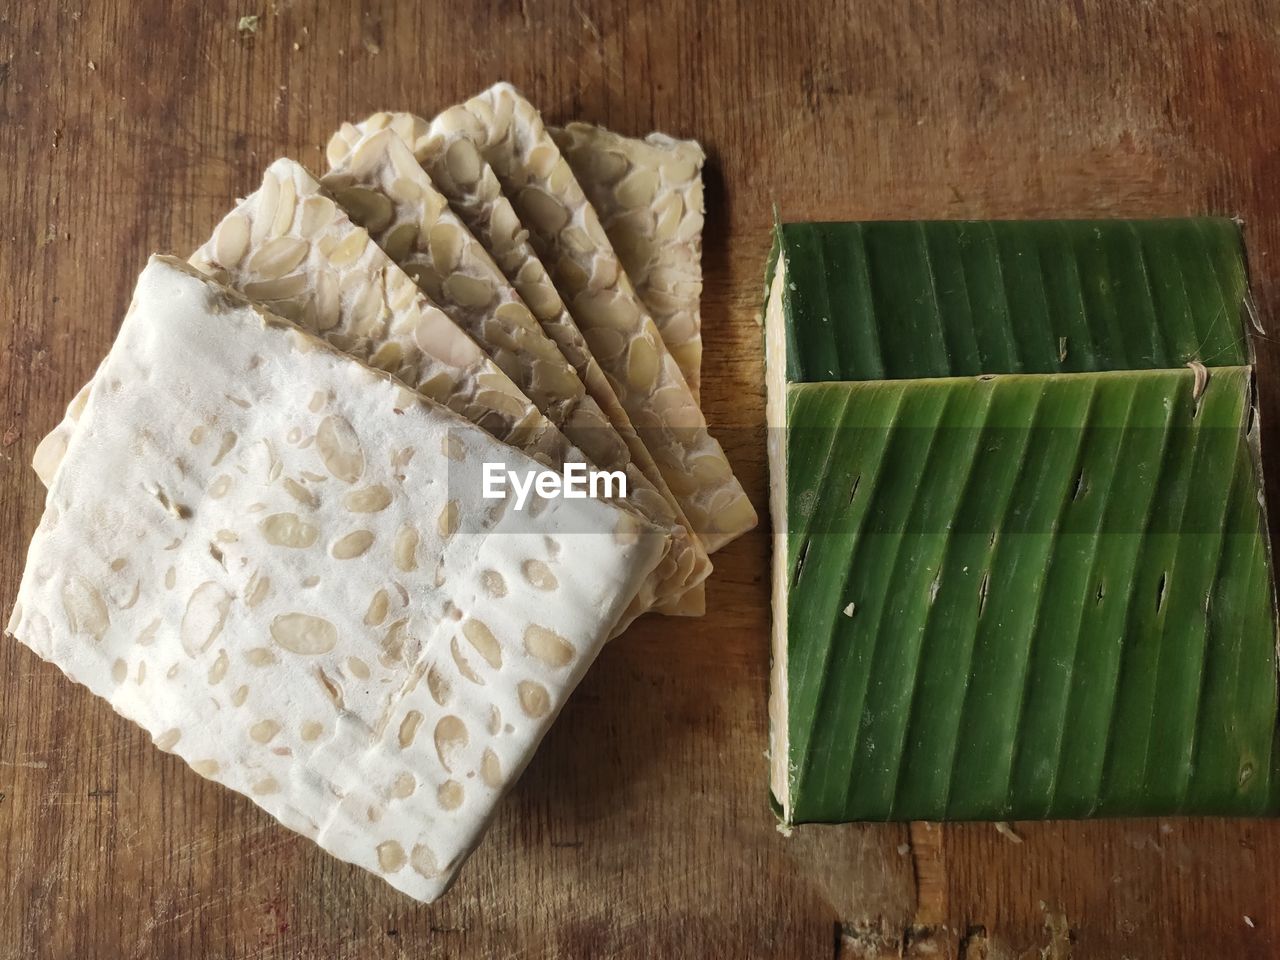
[9,255,665,903]
[341,85,756,554]
[431,86,752,552]
[33,159,678,629]
[319,128,709,612]
[329,115,707,614]
[552,122,705,402]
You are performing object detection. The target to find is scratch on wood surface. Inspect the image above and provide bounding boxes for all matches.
[573,1,601,41]
[1039,901,1074,960]
[907,821,946,927]
[360,11,382,55]
[160,821,284,865]
[958,925,991,959]
[235,930,312,960]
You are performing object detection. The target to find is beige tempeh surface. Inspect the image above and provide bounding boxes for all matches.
[552,123,706,402]
[364,84,756,554]
[330,112,710,614]
[320,128,709,611]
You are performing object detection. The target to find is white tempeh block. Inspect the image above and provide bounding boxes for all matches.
[7,257,664,902]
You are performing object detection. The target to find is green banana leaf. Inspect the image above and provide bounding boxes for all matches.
[765,219,1278,823]
[769,218,1252,384]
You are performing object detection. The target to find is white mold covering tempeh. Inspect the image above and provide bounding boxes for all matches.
[552,122,706,402]
[7,257,664,902]
[318,129,709,612]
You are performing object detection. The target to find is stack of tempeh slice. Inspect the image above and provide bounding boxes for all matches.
[9,83,755,902]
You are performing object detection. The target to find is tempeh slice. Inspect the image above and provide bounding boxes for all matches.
[8,255,664,902]
[427,85,753,552]
[34,159,678,626]
[319,129,709,611]
[339,88,756,554]
[324,130,625,470]
[552,123,705,401]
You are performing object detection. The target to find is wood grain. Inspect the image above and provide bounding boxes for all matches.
[1,1,1278,957]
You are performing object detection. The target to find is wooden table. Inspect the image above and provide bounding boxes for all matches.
[3,1,1279,956]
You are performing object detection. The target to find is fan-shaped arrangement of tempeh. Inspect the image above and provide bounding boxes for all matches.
[328,111,714,614]
[317,129,710,612]
[11,84,753,903]
[330,84,756,554]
